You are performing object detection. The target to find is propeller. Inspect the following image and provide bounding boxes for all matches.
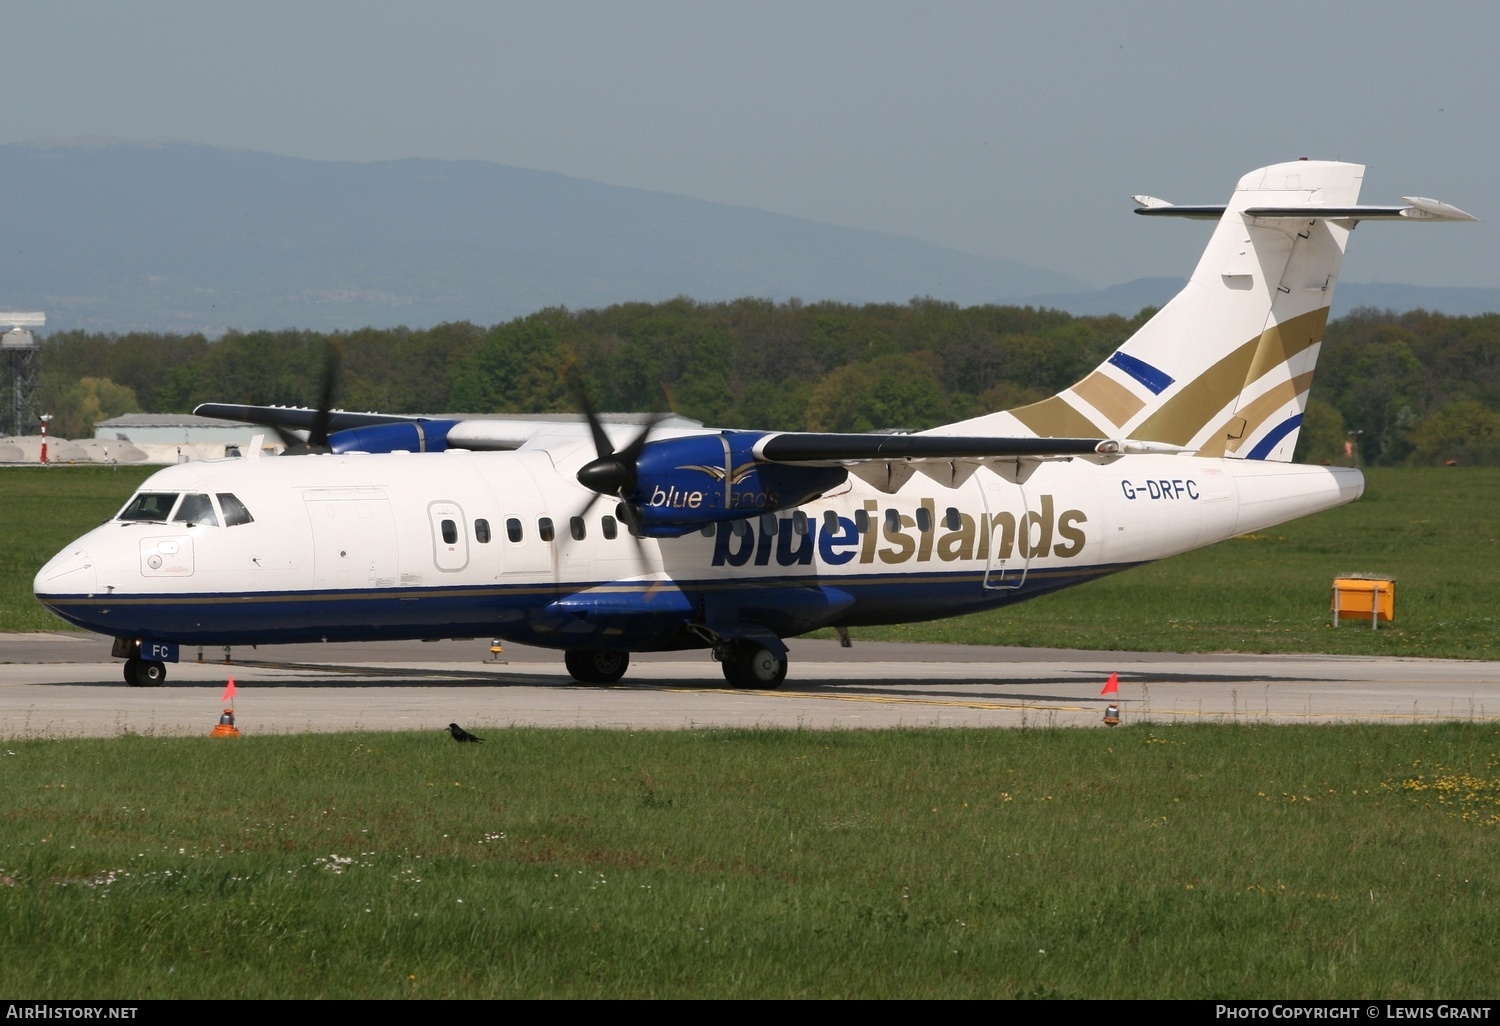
[277,346,341,455]
[562,365,669,582]
[567,368,666,533]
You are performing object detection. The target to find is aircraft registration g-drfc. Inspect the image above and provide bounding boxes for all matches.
[35,160,1475,688]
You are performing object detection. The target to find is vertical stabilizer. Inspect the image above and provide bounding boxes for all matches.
[935,160,1473,462]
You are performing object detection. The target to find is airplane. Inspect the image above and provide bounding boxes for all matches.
[33,159,1476,689]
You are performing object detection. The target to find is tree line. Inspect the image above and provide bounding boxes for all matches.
[13,298,1500,466]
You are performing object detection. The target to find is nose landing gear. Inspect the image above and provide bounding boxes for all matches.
[123,657,166,687]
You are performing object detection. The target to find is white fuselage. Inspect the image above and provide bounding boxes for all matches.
[34,449,1363,652]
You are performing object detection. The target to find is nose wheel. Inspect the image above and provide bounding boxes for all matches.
[123,657,166,687]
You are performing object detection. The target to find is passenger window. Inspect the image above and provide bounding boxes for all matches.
[538,517,555,542]
[441,519,457,544]
[731,520,750,538]
[602,516,618,540]
[118,492,178,522]
[945,507,961,531]
[823,510,839,532]
[173,493,219,527]
[475,519,491,543]
[216,493,254,527]
[570,516,586,541]
[915,507,932,532]
[855,509,869,533]
[759,513,778,536]
[885,508,901,532]
[506,517,523,543]
[793,510,808,535]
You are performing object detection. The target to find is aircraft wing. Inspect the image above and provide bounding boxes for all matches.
[193,403,422,434]
[736,431,1171,494]
[193,403,559,453]
[751,432,1119,462]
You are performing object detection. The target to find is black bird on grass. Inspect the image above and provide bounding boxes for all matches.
[447,723,483,743]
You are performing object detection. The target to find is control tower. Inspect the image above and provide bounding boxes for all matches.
[1,312,45,436]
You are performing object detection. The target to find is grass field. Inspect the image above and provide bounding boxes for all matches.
[2,725,1498,999]
[5,464,1497,658]
[1,465,156,632]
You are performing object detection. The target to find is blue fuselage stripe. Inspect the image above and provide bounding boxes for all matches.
[39,563,1142,651]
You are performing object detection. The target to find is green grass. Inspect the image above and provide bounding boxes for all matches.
[825,467,1500,659]
[3,725,1499,998]
[6,465,1499,659]
[1,466,155,632]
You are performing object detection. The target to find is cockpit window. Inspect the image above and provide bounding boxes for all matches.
[117,492,179,522]
[172,493,219,527]
[217,493,254,527]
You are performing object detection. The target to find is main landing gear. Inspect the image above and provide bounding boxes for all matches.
[564,649,630,684]
[718,641,788,690]
[560,641,789,690]
[123,657,166,687]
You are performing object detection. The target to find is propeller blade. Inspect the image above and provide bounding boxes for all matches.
[308,346,340,449]
[618,411,667,465]
[610,499,661,593]
[565,363,614,464]
[567,366,670,507]
[267,423,305,451]
[272,344,342,456]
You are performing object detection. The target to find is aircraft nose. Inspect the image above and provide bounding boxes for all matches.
[34,547,97,599]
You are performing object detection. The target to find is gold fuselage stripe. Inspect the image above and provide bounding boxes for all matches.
[1070,370,1147,428]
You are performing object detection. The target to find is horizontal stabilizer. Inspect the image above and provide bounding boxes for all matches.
[1135,197,1477,223]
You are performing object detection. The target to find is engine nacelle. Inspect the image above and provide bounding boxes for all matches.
[329,420,460,454]
[628,431,847,537]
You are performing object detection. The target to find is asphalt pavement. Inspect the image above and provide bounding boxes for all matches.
[2,631,1496,736]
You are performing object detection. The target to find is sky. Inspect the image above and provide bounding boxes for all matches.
[2,0,1496,290]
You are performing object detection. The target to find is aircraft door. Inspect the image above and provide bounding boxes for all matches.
[427,501,469,573]
[982,460,1032,591]
[304,489,398,589]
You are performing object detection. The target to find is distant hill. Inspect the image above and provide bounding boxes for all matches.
[0,141,1087,334]
[1,141,1491,335]
[1023,278,1183,317]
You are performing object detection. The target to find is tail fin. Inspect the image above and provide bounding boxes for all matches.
[940,160,1474,461]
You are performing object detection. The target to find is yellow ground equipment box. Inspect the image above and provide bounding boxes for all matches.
[1331,576,1395,629]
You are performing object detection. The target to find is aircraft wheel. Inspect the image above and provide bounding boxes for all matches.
[722,643,787,690]
[128,659,166,687]
[564,650,630,684]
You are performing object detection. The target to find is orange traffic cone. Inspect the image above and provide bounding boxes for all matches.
[210,707,241,738]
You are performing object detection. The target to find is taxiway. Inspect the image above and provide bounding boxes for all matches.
[1,632,1496,736]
